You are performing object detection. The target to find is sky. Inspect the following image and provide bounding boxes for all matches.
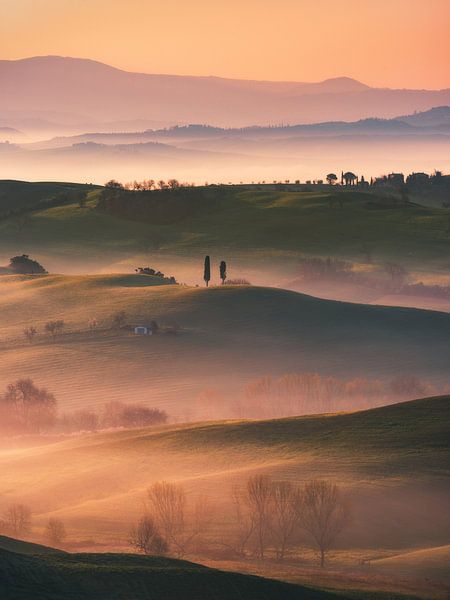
[1,0,449,88]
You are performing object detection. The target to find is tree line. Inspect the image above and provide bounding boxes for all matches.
[129,475,350,567]
[0,379,167,436]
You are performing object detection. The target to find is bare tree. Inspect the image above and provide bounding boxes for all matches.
[129,514,168,555]
[23,326,37,343]
[298,480,351,567]
[384,262,408,288]
[229,484,255,557]
[45,518,67,547]
[45,320,65,340]
[270,481,301,561]
[245,475,273,559]
[112,311,126,329]
[4,504,31,537]
[1,379,57,433]
[147,481,186,556]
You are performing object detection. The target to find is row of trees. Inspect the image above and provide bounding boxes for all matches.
[129,476,350,567]
[191,372,443,421]
[22,311,159,343]
[203,256,227,286]
[24,320,65,343]
[3,477,349,566]
[0,379,168,435]
[105,179,193,191]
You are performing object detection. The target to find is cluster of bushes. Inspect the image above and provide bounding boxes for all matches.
[4,254,47,275]
[135,267,177,283]
[0,379,168,436]
[59,401,167,434]
[130,476,350,567]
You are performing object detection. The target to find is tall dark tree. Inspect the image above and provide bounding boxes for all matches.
[204,256,211,287]
[219,261,227,285]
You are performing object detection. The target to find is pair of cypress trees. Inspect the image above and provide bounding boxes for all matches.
[204,256,226,286]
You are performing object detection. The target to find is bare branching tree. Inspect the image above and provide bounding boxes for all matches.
[129,514,168,555]
[147,481,186,556]
[298,480,351,567]
[229,484,255,557]
[1,379,57,433]
[270,480,301,561]
[112,311,127,329]
[45,518,67,547]
[245,475,273,559]
[45,320,65,340]
[4,503,31,537]
[23,326,37,343]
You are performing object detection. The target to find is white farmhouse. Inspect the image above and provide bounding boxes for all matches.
[134,325,153,335]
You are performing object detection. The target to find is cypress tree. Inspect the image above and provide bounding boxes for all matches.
[204,255,211,287]
[219,260,227,284]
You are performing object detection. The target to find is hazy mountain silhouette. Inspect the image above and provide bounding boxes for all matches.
[1,56,449,127]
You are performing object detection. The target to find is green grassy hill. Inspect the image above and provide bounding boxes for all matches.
[0,182,449,283]
[0,180,97,219]
[0,548,348,600]
[0,275,449,415]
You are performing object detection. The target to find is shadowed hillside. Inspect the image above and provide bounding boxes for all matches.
[0,547,348,600]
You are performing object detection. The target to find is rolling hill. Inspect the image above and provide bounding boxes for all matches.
[0,396,448,558]
[0,275,449,417]
[372,545,450,583]
[0,182,449,281]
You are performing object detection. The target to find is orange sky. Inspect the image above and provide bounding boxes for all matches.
[1,0,449,88]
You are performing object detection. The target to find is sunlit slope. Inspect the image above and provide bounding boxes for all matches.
[0,396,448,547]
[372,545,450,583]
[0,275,450,413]
[0,185,449,277]
[0,180,97,219]
[0,549,346,600]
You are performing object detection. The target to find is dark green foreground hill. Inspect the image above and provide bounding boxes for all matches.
[0,548,347,600]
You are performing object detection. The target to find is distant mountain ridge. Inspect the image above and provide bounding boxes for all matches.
[19,106,450,151]
[1,56,449,127]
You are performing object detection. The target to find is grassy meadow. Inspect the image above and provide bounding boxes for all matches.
[0,182,449,289]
